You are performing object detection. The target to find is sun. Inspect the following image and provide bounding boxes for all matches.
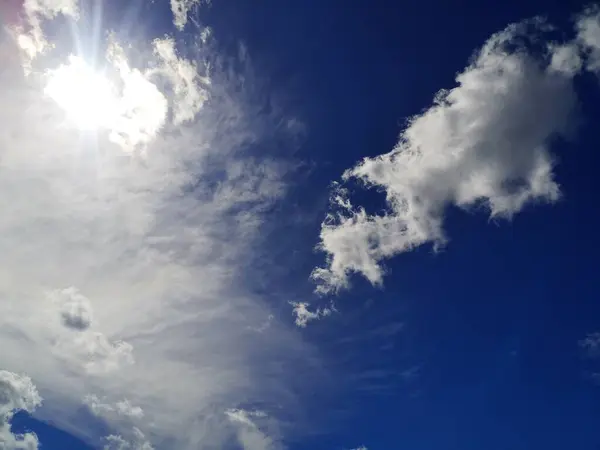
[44,56,119,130]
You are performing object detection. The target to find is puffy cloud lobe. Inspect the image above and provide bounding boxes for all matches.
[312,19,581,294]
[99,36,209,151]
[0,370,42,450]
[73,332,134,374]
[47,287,134,373]
[104,37,170,151]
[50,287,93,331]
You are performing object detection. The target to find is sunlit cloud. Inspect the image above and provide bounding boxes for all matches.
[312,14,600,294]
[0,1,316,448]
[13,0,79,70]
[44,56,120,130]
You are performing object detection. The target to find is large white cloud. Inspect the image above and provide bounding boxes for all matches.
[0,2,318,449]
[0,371,42,450]
[312,17,590,294]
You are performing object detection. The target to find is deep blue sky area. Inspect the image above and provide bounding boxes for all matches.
[196,1,600,449]
[11,0,600,449]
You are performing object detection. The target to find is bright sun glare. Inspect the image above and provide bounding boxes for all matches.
[45,56,119,130]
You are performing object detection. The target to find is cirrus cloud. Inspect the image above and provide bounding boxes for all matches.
[0,2,318,449]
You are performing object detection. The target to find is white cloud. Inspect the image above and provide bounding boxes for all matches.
[84,395,144,420]
[43,287,135,374]
[0,12,316,450]
[151,37,210,125]
[55,331,134,375]
[312,19,580,294]
[170,0,206,31]
[104,38,170,151]
[49,287,94,331]
[575,6,600,72]
[104,428,153,450]
[290,302,333,327]
[226,409,280,450]
[12,0,79,69]
[0,370,42,450]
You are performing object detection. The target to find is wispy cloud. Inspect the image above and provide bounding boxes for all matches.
[170,0,208,31]
[0,2,316,449]
[576,5,600,71]
[290,301,334,327]
[150,36,210,125]
[104,427,154,450]
[311,14,600,294]
[580,332,600,358]
[226,408,281,450]
[10,0,79,70]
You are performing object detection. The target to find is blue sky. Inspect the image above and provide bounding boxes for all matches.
[2,0,600,449]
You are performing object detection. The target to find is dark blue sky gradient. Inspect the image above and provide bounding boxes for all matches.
[11,0,600,449]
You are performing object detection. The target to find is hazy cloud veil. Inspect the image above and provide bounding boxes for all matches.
[0,1,314,449]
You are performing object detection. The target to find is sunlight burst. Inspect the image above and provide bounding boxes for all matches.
[45,56,119,130]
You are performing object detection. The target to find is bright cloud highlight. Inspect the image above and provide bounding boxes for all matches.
[0,1,312,448]
[312,15,600,294]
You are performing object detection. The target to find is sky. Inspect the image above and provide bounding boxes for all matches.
[1,0,600,449]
